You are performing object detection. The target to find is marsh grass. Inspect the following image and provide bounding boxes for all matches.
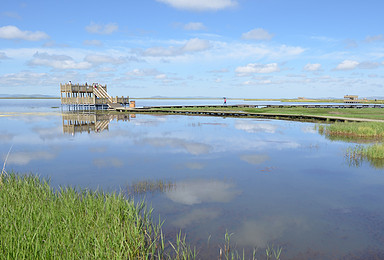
[0,173,196,259]
[317,122,384,168]
[1,173,284,259]
[216,231,282,260]
[346,144,384,168]
[127,179,175,195]
[147,106,384,121]
[316,122,384,139]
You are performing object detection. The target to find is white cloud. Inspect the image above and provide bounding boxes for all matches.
[143,38,210,57]
[182,38,210,52]
[358,61,381,69]
[1,12,21,19]
[365,34,384,43]
[127,68,161,77]
[29,52,92,70]
[242,28,273,41]
[303,63,322,71]
[155,74,167,79]
[0,52,9,59]
[0,25,48,41]
[84,54,125,65]
[85,22,118,35]
[335,60,359,70]
[184,22,206,31]
[156,0,237,11]
[0,71,49,86]
[83,39,103,46]
[235,63,279,76]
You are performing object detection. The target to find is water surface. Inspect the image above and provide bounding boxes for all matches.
[1,99,384,259]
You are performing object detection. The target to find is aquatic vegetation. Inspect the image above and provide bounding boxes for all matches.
[0,173,195,259]
[146,106,384,121]
[216,230,282,260]
[127,179,175,195]
[1,173,284,259]
[346,144,384,168]
[318,122,384,138]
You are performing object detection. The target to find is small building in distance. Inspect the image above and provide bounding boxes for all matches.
[344,95,360,103]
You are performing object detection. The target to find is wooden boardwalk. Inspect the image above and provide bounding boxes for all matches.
[112,104,384,123]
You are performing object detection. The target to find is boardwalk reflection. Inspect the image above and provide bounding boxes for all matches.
[62,111,135,135]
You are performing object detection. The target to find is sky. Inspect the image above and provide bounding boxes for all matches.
[0,0,384,98]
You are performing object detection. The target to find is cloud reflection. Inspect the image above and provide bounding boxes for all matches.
[234,216,307,248]
[235,121,278,133]
[93,157,124,168]
[172,208,220,228]
[240,154,269,165]
[185,162,206,170]
[6,151,56,165]
[0,133,14,142]
[143,137,212,155]
[166,179,240,205]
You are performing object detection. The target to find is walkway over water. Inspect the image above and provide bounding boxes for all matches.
[112,104,384,122]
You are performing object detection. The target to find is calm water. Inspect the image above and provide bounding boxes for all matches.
[1,99,384,259]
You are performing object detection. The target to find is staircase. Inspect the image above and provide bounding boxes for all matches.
[93,85,123,109]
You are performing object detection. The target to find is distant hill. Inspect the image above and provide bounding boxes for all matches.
[0,94,59,99]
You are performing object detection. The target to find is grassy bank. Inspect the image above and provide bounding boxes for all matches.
[0,173,195,259]
[317,121,384,138]
[147,106,384,121]
[0,173,283,260]
[346,144,384,168]
[317,121,384,167]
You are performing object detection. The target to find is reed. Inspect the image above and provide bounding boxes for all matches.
[317,122,384,138]
[1,173,283,259]
[0,173,195,259]
[346,144,384,168]
[127,179,175,195]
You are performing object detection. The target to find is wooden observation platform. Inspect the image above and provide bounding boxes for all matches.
[344,95,360,103]
[60,82,131,109]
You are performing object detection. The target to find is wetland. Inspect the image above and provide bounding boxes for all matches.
[1,99,384,259]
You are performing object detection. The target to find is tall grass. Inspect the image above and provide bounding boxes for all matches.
[320,122,384,138]
[0,173,195,259]
[1,173,284,259]
[346,144,384,168]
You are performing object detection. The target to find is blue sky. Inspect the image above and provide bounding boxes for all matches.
[1,0,383,98]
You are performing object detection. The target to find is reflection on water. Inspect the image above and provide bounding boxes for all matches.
[346,145,384,169]
[317,124,384,169]
[126,179,175,195]
[62,111,135,135]
[2,102,384,259]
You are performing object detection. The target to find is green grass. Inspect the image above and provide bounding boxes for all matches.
[0,173,283,259]
[144,106,384,121]
[0,173,196,259]
[241,107,384,120]
[317,122,384,139]
[316,122,384,168]
[346,144,384,168]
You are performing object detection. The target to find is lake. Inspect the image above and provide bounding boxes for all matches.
[1,99,384,259]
